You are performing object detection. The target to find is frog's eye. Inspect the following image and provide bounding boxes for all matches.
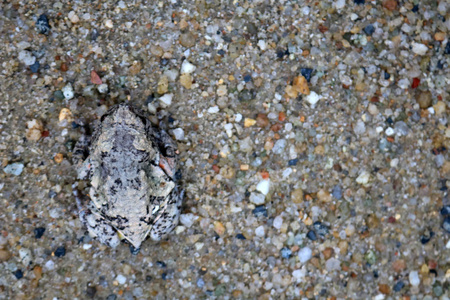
[152,205,160,215]
[163,145,176,157]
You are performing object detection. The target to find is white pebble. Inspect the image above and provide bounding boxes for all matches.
[356,171,370,185]
[172,128,184,140]
[249,192,265,205]
[19,248,32,266]
[257,40,267,51]
[325,258,341,271]
[159,93,173,107]
[45,260,55,270]
[305,91,321,106]
[255,225,265,237]
[397,78,410,89]
[116,274,127,285]
[68,11,79,23]
[282,168,292,178]
[97,83,108,94]
[83,244,92,250]
[18,50,36,66]
[411,42,428,55]
[409,271,420,286]
[335,0,345,9]
[256,179,270,195]
[272,139,286,154]
[390,158,399,168]
[234,113,242,122]
[292,268,306,282]
[180,213,197,228]
[207,106,219,114]
[104,19,114,28]
[385,127,395,136]
[180,60,196,74]
[62,84,74,100]
[273,215,283,230]
[298,247,312,263]
[354,120,366,135]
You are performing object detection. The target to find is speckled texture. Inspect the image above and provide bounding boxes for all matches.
[0,1,449,299]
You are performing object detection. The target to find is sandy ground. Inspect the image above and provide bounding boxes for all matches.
[0,0,449,299]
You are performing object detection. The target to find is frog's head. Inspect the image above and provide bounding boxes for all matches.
[157,130,178,180]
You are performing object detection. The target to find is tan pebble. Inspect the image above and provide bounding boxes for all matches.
[433,101,446,115]
[217,85,227,96]
[0,249,12,262]
[178,19,188,30]
[338,241,348,255]
[54,153,64,163]
[150,45,164,57]
[383,0,397,11]
[417,91,432,109]
[392,259,406,273]
[26,119,44,141]
[59,108,73,122]
[317,189,331,202]
[314,145,325,155]
[104,19,113,28]
[434,32,446,41]
[240,164,249,171]
[179,74,193,89]
[291,188,303,203]
[303,217,313,225]
[293,75,310,95]
[420,263,429,274]
[368,103,379,115]
[264,140,274,151]
[256,113,269,127]
[244,118,256,127]
[285,85,298,98]
[355,82,366,91]
[322,247,334,260]
[157,76,169,94]
[213,221,226,236]
[179,31,196,48]
[378,284,390,295]
[129,61,142,75]
[232,290,242,297]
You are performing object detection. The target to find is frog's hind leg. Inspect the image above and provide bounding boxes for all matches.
[149,188,183,241]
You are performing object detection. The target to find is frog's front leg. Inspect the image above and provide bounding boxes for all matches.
[149,188,183,241]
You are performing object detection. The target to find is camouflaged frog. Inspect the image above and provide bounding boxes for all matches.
[73,103,182,253]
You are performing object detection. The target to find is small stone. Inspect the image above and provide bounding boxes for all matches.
[129,61,142,75]
[378,284,390,295]
[97,83,108,94]
[331,185,342,200]
[13,270,23,280]
[443,217,450,233]
[272,139,286,154]
[292,75,310,95]
[306,230,317,241]
[62,84,74,100]
[273,215,283,230]
[180,32,195,48]
[159,93,173,107]
[385,127,395,136]
[68,11,80,23]
[393,281,404,292]
[172,128,184,140]
[252,206,268,217]
[325,258,341,271]
[116,274,126,285]
[4,163,24,176]
[54,246,66,257]
[249,192,265,205]
[317,189,332,202]
[256,179,270,195]
[383,0,397,11]
[417,91,432,109]
[104,19,113,28]
[433,101,446,115]
[90,70,102,84]
[59,108,73,122]
[217,85,227,96]
[18,50,36,66]
[364,24,375,35]
[244,118,256,127]
[0,250,12,262]
[291,188,303,203]
[356,171,370,185]
[434,32,446,42]
[255,225,265,237]
[213,221,226,236]
[256,114,269,127]
[322,247,334,260]
[411,42,428,55]
[179,74,192,89]
[34,227,45,239]
[180,60,196,74]
[298,247,312,263]
[280,247,292,258]
[197,278,205,288]
[179,213,196,228]
[36,14,50,35]
[207,106,219,114]
[305,91,321,106]
[54,153,64,164]
[29,61,40,73]
[409,271,420,286]
[257,40,267,51]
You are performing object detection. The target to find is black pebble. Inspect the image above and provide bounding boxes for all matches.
[243,74,252,82]
[288,158,298,166]
[217,49,225,56]
[54,246,66,257]
[48,190,57,198]
[145,275,153,282]
[145,94,155,104]
[29,61,40,73]
[252,205,268,217]
[443,217,450,233]
[363,24,375,36]
[86,286,97,298]
[161,273,167,280]
[445,42,450,55]
[129,245,140,255]
[313,221,329,236]
[36,14,50,35]
[393,281,404,292]
[106,294,117,300]
[91,29,99,41]
[300,68,313,82]
[34,227,45,239]
[441,205,450,216]
[386,116,394,125]
[156,261,167,268]
[420,231,435,244]
[412,4,419,13]
[235,233,246,240]
[384,72,390,80]
[13,269,23,280]
[276,49,285,58]
[354,0,365,4]
[306,230,317,241]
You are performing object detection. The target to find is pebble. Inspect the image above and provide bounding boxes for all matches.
[255,225,265,237]
[179,32,195,48]
[325,258,341,271]
[280,247,292,259]
[62,84,74,100]
[256,179,270,195]
[4,163,24,176]
[292,269,306,282]
[54,246,66,257]
[13,270,23,280]
[417,91,432,108]
[332,185,342,200]
[90,70,102,84]
[356,171,370,185]
[298,247,312,263]
[393,281,404,292]
[116,274,126,285]
[172,128,184,140]
[18,50,36,66]
[68,11,80,23]
[197,278,205,288]
[411,42,428,55]
[207,106,219,114]
[305,91,321,106]
[217,85,227,97]
[249,192,265,205]
[29,61,40,73]
[180,60,196,74]
[252,205,268,217]
[409,271,420,286]
[273,216,283,230]
[97,83,108,94]
[179,213,196,228]
[272,139,286,154]
[36,14,50,35]
[104,19,113,28]
[335,0,345,9]
[213,221,226,236]
[443,217,450,233]
[159,93,173,107]
[306,230,317,241]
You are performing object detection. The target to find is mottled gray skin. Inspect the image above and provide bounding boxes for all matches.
[74,103,181,250]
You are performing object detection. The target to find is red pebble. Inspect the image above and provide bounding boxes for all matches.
[411,78,420,89]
